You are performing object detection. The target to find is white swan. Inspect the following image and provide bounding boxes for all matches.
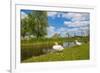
[75,40,82,46]
[53,42,64,51]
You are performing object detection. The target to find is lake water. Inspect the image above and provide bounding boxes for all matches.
[63,42,76,48]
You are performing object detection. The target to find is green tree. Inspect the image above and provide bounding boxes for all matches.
[27,11,48,38]
[21,17,29,38]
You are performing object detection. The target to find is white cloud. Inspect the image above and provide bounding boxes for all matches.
[47,26,55,32]
[67,28,79,32]
[64,20,89,28]
[57,27,67,32]
[47,26,68,37]
[62,12,89,22]
[63,27,89,37]
[79,27,89,36]
[71,13,83,21]
[47,12,62,19]
[47,12,57,16]
[47,26,56,37]
[59,28,80,37]
[47,12,89,22]
[79,27,89,30]
[63,12,89,29]
[62,12,75,19]
[47,25,89,37]
[70,21,89,27]
[69,27,89,36]
[47,12,89,37]
[21,11,28,19]
[64,21,72,25]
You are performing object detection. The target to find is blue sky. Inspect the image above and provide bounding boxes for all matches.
[21,10,90,37]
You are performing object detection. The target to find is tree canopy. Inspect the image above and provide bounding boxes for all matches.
[21,11,48,39]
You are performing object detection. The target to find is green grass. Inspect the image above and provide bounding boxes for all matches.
[22,43,89,63]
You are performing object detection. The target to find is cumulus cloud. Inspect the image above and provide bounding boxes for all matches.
[63,12,89,28]
[71,13,83,21]
[64,21,89,27]
[79,27,89,30]
[59,27,67,32]
[58,27,79,37]
[47,12,57,17]
[64,21,72,26]
[62,12,75,19]
[47,26,55,32]
[47,26,89,37]
[47,12,90,37]
[47,26,68,37]
[47,12,57,19]
[67,28,79,32]
[57,27,81,37]
[47,12,63,19]
[47,26,56,37]
[47,26,80,37]
[62,12,89,21]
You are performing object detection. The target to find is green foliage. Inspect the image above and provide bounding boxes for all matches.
[21,11,48,39]
[21,17,29,37]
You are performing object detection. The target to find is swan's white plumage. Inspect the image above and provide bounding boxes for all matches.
[52,42,64,51]
[75,40,82,45]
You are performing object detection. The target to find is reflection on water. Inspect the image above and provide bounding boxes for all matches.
[63,42,76,48]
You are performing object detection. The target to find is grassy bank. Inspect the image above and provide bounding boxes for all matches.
[22,43,89,63]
